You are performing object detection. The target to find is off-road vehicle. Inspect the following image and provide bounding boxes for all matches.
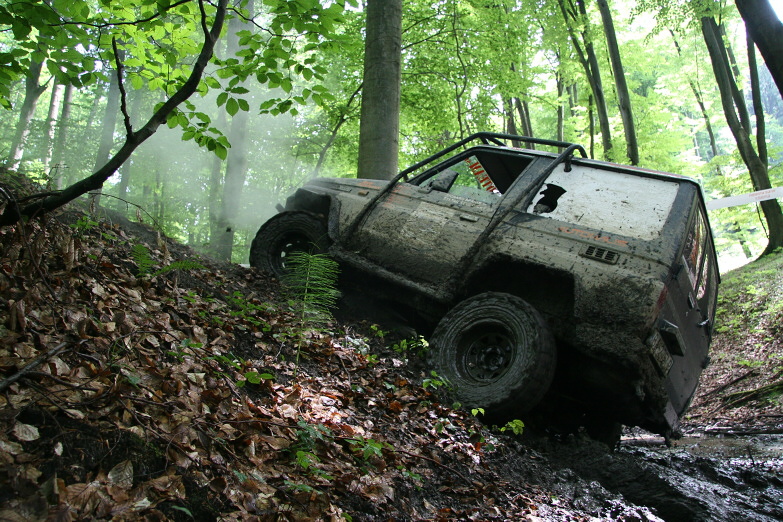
[250,133,719,440]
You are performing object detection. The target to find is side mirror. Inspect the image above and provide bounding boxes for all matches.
[429,169,459,193]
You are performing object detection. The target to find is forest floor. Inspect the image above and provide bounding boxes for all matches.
[0,199,782,521]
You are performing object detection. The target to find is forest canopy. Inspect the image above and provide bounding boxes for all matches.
[0,0,781,268]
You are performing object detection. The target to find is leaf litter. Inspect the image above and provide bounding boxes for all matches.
[0,206,780,521]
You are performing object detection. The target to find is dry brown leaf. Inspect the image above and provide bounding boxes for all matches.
[108,460,134,489]
[12,421,39,442]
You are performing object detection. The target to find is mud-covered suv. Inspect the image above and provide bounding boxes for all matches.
[250,133,719,439]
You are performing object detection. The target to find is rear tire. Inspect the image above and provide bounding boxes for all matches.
[428,292,556,419]
[249,212,329,278]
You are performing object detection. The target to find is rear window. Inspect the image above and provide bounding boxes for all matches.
[526,164,679,240]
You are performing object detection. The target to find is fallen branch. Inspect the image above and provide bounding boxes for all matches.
[703,368,757,398]
[0,342,70,393]
[720,380,783,410]
[703,426,783,436]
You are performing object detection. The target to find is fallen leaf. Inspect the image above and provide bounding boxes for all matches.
[108,460,134,489]
[12,422,39,442]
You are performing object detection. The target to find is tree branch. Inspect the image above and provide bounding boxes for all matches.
[112,37,133,136]
[0,0,229,227]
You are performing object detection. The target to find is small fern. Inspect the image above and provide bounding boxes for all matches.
[153,259,206,277]
[131,244,155,276]
[282,250,340,375]
[131,244,205,277]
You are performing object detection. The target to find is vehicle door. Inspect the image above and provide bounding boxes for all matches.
[352,154,503,287]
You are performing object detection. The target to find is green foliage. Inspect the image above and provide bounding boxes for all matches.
[392,335,429,356]
[130,244,205,277]
[499,419,525,436]
[292,419,333,453]
[282,250,340,374]
[347,436,390,461]
[422,370,449,390]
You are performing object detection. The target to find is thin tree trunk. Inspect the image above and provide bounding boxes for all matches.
[42,82,64,173]
[214,1,253,261]
[671,31,720,160]
[597,0,638,164]
[208,110,227,251]
[747,32,768,166]
[514,98,534,139]
[116,91,145,205]
[504,98,521,147]
[556,72,565,143]
[313,83,361,176]
[702,16,783,255]
[52,83,73,189]
[7,59,48,171]
[357,0,402,180]
[91,67,122,208]
[557,0,612,159]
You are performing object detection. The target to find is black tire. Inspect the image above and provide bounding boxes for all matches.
[249,212,329,278]
[429,292,556,418]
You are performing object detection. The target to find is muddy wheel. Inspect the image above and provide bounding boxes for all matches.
[249,212,329,278]
[429,292,556,418]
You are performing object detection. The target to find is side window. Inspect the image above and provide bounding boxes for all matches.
[526,164,679,241]
[683,210,706,291]
[426,155,501,205]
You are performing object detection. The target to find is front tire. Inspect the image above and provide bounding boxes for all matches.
[249,212,329,278]
[429,292,556,419]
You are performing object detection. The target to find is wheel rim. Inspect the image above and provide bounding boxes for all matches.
[272,233,311,271]
[458,326,517,383]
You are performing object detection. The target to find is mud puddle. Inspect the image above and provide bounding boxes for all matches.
[537,429,783,521]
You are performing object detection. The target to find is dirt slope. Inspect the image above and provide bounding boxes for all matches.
[0,205,781,521]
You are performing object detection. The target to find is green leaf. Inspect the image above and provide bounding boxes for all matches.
[226,97,239,116]
[215,143,228,160]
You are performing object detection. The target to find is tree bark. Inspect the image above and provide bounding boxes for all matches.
[357,0,402,180]
[596,0,638,165]
[0,0,229,227]
[747,32,767,166]
[52,83,73,189]
[42,82,64,173]
[557,0,612,159]
[90,59,122,208]
[702,16,783,255]
[7,59,48,171]
[735,0,783,99]
[214,0,253,262]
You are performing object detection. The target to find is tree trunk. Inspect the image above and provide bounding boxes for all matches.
[116,91,146,206]
[90,67,122,208]
[7,59,48,171]
[747,32,767,166]
[556,72,565,143]
[42,82,64,173]
[557,0,612,160]
[357,0,402,180]
[702,16,783,255]
[52,83,73,189]
[514,98,534,143]
[735,0,783,99]
[504,98,521,147]
[214,1,253,262]
[596,0,638,165]
[670,31,721,160]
